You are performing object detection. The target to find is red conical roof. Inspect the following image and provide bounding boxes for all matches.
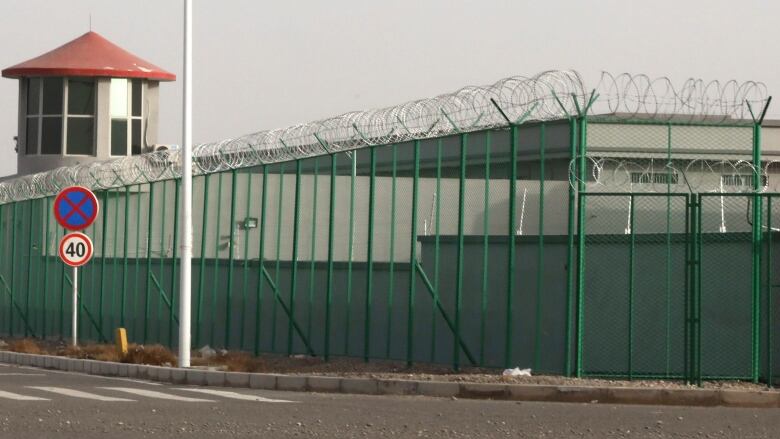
[2,31,175,81]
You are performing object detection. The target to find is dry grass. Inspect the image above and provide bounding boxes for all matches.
[3,337,177,366]
[190,350,334,374]
[216,351,256,372]
[190,351,259,372]
[191,350,272,372]
[56,344,122,362]
[122,344,177,366]
[8,338,43,355]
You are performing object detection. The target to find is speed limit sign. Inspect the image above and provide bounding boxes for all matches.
[59,232,94,267]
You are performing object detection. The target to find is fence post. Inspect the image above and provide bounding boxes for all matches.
[431,139,442,363]
[454,133,468,370]
[686,194,703,386]
[169,180,180,347]
[306,159,319,348]
[696,194,703,386]
[157,183,168,342]
[225,170,238,348]
[24,201,34,335]
[98,191,109,338]
[196,175,210,348]
[325,155,336,361]
[480,131,492,366]
[110,190,120,330]
[748,98,770,383]
[684,194,692,384]
[766,196,773,388]
[271,165,284,351]
[406,140,421,367]
[132,184,142,338]
[25,200,35,337]
[575,108,587,377]
[574,90,597,378]
[386,145,398,359]
[751,121,762,383]
[241,172,253,350]
[288,161,302,355]
[665,123,673,376]
[143,183,155,344]
[42,197,52,338]
[564,117,578,376]
[364,147,376,362]
[212,173,224,347]
[345,153,356,355]
[255,167,269,356]
[533,122,546,371]
[751,122,762,383]
[121,187,130,328]
[628,194,636,380]
[505,124,518,369]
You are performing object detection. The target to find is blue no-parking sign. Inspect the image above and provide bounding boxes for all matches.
[53,186,99,231]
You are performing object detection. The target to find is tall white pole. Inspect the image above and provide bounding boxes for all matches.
[178,0,193,368]
[72,267,78,347]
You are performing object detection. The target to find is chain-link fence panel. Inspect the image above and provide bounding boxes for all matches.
[580,193,688,378]
[698,194,755,380]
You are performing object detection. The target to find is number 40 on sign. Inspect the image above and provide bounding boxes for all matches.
[59,232,93,267]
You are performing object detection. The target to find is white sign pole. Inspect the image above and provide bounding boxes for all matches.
[178,0,193,368]
[72,266,78,347]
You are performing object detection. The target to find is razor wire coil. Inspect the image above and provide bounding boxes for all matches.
[0,70,768,204]
[570,157,780,194]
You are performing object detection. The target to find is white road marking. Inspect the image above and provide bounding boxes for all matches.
[0,390,50,401]
[100,387,215,402]
[0,373,46,376]
[179,388,293,403]
[27,387,135,402]
[99,377,163,386]
[15,366,161,385]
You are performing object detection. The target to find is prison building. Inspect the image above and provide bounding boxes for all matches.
[0,32,778,384]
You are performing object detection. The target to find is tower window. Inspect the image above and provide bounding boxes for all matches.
[110,78,144,156]
[66,78,96,155]
[25,77,95,156]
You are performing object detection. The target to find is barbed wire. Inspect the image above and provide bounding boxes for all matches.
[592,72,767,123]
[568,156,780,193]
[0,70,769,204]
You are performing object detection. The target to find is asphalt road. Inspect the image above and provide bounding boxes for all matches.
[0,363,778,438]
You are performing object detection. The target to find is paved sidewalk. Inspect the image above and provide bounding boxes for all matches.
[1,350,779,409]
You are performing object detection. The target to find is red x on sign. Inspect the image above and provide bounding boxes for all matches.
[53,186,99,231]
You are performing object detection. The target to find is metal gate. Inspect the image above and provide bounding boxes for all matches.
[579,192,780,384]
[579,193,689,379]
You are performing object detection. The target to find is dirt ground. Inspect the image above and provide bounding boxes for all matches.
[1,337,773,391]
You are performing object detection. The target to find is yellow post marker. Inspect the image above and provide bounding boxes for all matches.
[115,328,128,356]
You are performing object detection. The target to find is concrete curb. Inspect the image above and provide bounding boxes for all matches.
[1,350,777,408]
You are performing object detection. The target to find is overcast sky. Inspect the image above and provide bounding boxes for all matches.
[0,0,778,177]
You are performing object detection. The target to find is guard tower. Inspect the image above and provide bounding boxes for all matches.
[1,31,176,176]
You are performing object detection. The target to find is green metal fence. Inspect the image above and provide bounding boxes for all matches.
[0,108,778,385]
